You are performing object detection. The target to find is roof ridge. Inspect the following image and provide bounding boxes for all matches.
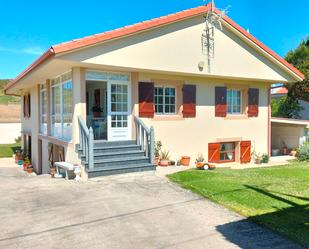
[5,2,304,92]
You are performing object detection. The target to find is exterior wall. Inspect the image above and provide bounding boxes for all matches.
[21,85,40,173]
[60,16,294,82]
[271,123,307,149]
[134,72,270,163]
[0,123,21,144]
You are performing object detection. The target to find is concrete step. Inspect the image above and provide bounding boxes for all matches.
[87,163,155,178]
[93,140,136,147]
[77,144,142,154]
[82,156,149,168]
[81,150,145,160]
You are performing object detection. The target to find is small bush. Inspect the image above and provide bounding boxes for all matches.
[262,153,269,163]
[296,142,309,161]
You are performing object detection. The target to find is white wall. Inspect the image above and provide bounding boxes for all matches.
[0,123,21,144]
[271,123,306,149]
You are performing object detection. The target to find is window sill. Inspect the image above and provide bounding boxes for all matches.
[225,114,248,120]
[152,114,184,121]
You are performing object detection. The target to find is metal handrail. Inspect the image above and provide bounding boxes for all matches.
[78,116,94,170]
[134,116,155,164]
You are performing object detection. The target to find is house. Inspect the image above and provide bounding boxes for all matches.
[270,86,308,154]
[5,3,304,178]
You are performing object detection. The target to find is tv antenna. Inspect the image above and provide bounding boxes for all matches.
[201,0,230,72]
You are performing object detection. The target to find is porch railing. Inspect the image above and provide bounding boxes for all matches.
[78,116,94,170]
[134,116,155,164]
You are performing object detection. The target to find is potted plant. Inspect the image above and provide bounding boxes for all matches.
[23,156,30,171]
[282,141,288,155]
[50,167,56,178]
[261,153,269,163]
[15,150,22,164]
[169,160,176,166]
[181,156,191,166]
[195,153,205,169]
[252,151,262,164]
[154,141,162,166]
[159,150,170,167]
[27,165,33,174]
[92,105,103,117]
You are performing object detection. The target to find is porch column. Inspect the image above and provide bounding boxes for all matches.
[72,67,86,145]
[46,79,51,136]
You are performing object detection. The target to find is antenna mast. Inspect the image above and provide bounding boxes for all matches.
[201,0,228,73]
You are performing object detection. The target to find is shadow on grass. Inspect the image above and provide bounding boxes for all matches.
[216,185,309,248]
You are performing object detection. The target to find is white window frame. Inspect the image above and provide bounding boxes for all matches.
[154,86,176,115]
[227,89,242,115]
[50,71,73,141]
[40,84,47,134]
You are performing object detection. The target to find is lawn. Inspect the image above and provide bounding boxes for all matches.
[168,162,309,248]
[0,143,21,158]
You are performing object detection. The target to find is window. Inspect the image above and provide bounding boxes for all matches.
[154,87,176,114]
[51,72,73,141]
[227,89,241,114]
[40,85,47,134]
[220,143,235,162]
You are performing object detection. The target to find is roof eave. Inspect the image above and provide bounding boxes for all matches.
[4,48,55,93]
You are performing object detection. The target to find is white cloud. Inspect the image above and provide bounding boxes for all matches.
[22,46,44,55]
[0,46,44,55]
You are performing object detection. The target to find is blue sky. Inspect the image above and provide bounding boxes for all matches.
[0,0,308,79]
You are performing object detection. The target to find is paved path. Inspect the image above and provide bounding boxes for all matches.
[0,158,303,249]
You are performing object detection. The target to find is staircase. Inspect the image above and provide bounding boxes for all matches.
[77,116,155,178]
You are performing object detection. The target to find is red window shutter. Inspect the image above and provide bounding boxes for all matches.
[208,143,220,163]
[23,95,26,117]
[240,140,251,163]
[182,85,196,117]
[248,88,259,117]
[23,94,30,118]
[27,94,31,117]
[138,82,154,118]
[215,87,227,117]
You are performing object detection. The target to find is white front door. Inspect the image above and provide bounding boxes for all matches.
[107,81,131,141]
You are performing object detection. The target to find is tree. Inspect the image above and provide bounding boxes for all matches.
[285,37,309,102]
[271,37,309,118]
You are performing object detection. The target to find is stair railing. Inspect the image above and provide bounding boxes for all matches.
[134,116,155,164]
[78,116,94,170]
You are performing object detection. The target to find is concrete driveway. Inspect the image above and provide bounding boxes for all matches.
[0,158,302,249]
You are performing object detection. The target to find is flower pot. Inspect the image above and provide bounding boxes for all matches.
[255,159,262,164]
[159,159,169,167]
[50,168,56,178]
[27,167,33,174]
[93,112,101,118]
[154,157,160,166]
[196,162,205,169]
[181,156,191,166]
[290,150,297,157]
[23,163,29,171]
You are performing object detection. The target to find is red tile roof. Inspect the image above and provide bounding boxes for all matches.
[5,2,305,91]
[271,86,288,95]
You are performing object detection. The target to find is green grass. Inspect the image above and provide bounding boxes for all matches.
[0,143,21,157]
[168,162,309,247]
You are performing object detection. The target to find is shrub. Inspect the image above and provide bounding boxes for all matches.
[296,142,309,161]
[262,153,269,163]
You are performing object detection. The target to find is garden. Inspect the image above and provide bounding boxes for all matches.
[168,142,309,247]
